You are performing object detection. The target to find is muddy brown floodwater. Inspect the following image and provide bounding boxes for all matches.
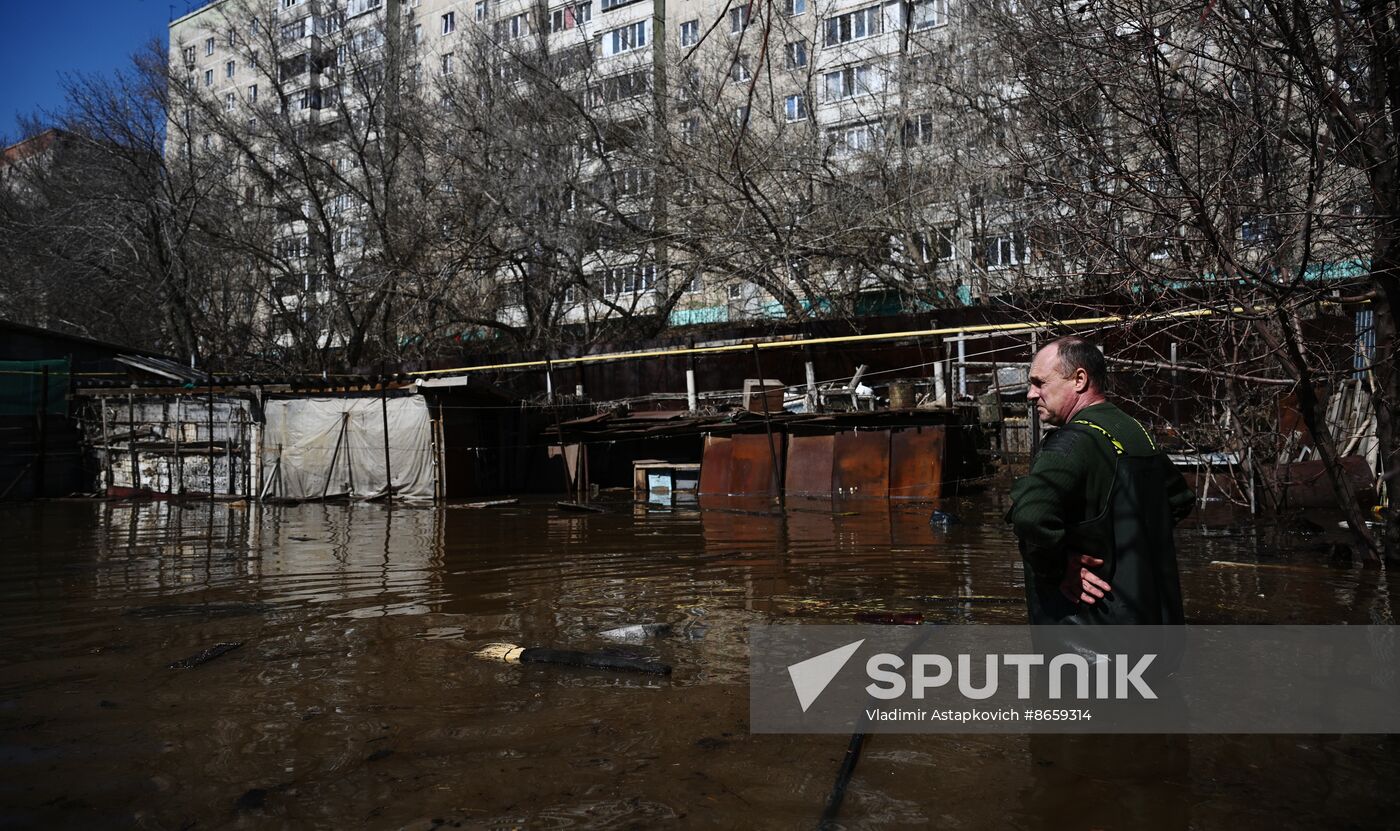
[2,494,1398,829]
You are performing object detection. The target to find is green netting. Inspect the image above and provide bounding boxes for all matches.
[0,359,70,417]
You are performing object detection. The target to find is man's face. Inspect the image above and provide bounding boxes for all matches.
[1027,345,1084,427]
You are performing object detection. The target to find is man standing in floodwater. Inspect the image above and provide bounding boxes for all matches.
[1007,336,1194,625]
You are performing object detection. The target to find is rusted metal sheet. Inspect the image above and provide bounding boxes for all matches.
[889,426,946,501]
[698,435,733,495]
[730,433,785,496]
[833,430,890,499]
[786,434,835,497]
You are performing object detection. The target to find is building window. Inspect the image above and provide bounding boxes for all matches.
[824,5,881,47]
[729,4,751,33]
[902,112,934,145]
[910,0,949,30]
[475,1,488,22]
[1240,217,1275,245]
[600,0,643,9]
[822,64,878,100]
[249,84,258,102]
[983,230,1028,267]
[205,37,215,55]
[827,121,880,156]
[182,46,197,66]
[602,20,647,56]
[786,0,806,15]
[613,167,652,196]
[225,60,236,78]
[604,264,656,296]
[204,68,214,86]
[442,11,456,34]
[679,19,699,46]
[413,23,422,43]
[730,55,751,82]
[225,92,236,111]
[915,227,954,262]
[282,0,300,9]
[734,104,750,126]
[785,40,807,69]
[680,116,699,142]
[591,69,648,106]
[281,18,307,42]
[550,2,592,32]
[493,12,530,40]
[440,52,454,74]
[316,12,345,36]
[784,94,807,121]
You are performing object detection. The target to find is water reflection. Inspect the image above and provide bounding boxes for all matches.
[0,498,1396,828]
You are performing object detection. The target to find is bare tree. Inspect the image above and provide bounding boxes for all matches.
[983,0,1397,557]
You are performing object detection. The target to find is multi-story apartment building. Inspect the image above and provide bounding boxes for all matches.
[166,0,1003,360]
[173,0,1371,365]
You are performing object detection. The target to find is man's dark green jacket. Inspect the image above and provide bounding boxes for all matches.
[1008,402,1194,625]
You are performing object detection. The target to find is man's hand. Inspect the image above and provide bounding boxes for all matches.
[1060,554,1111,605]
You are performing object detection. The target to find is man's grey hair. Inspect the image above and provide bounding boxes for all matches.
[1049,336,1109,392]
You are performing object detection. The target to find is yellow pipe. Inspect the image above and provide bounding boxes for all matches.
[409,306,1226,377]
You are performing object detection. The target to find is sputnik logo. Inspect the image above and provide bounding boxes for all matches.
[788,639,865,712]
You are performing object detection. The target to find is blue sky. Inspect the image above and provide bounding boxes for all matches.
[0,0,187,144]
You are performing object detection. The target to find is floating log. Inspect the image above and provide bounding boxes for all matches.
[475,642,670,675]
[853,612,924,625]
[556,501,605,514]
[167,641,243,669]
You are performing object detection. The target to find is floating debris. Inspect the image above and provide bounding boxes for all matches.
[556,501,605,514]
[168,641,243,669]
[854,611,924,625]
[474,642,670,675]
[599,622,673,642]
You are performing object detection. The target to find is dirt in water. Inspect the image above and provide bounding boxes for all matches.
[1,495,1397,829]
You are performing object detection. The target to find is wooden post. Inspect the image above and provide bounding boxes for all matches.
[34,366,48,498]
[436,399,447,500]
[752,343,784,506]
[206,387,215,500]
[323,413,349,500]
[380,380,393,503]
[1029,333,1041,458]
[100,397,112,492]
[989,338,1003,455]
[956,332,967,398]
[805,360,818,413]
[546,360,577,499]
[1170,341,1181,428]
[128,393,139,490]
[173,395,183,495]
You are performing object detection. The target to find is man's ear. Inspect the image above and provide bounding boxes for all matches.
[1072,368,1089,392]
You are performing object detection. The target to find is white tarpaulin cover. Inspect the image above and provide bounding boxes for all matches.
[261,395,435,501]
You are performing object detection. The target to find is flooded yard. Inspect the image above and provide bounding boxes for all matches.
[2,495,1397,829]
